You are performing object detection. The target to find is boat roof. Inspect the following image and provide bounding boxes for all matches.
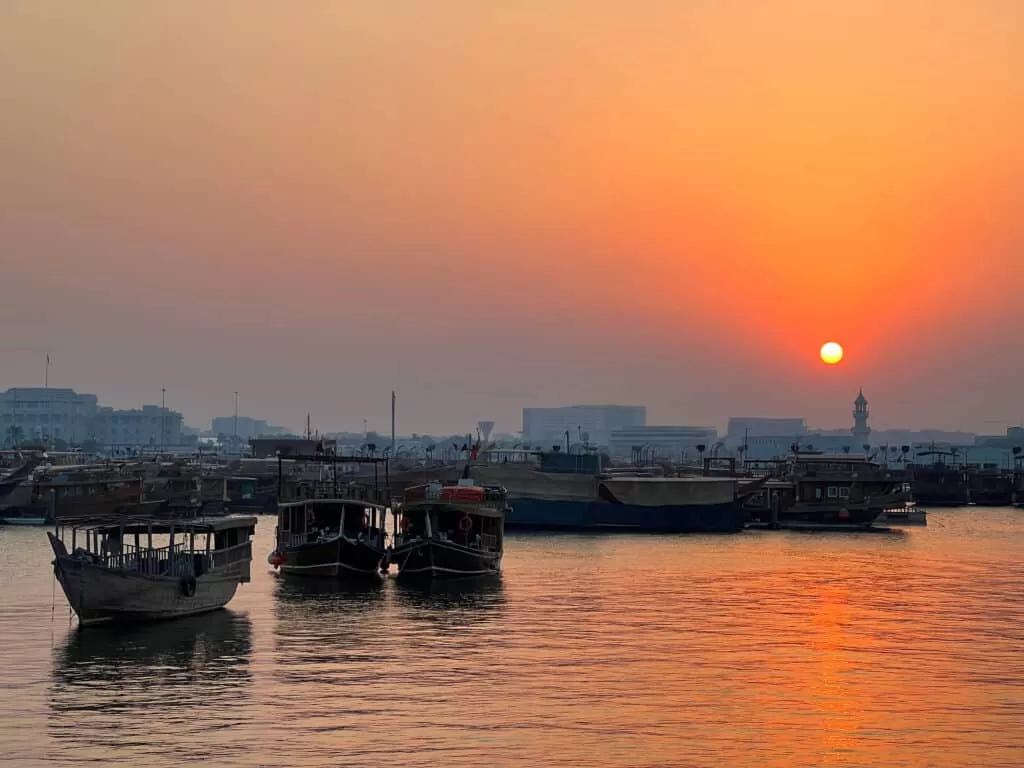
[278,498,387,511]
[599,476,737,483]
[60,514,258,534]
[400,500,505,518]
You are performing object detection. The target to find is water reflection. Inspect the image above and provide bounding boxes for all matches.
[394,575,506,629]
[49,611,253,757]
[272,575,387,682]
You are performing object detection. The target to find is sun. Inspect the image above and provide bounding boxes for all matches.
[820,342,844,365]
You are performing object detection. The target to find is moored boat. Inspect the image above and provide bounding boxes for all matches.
[47,513,256,626]
[2,463,155,526]
[268,499,388,579]
[744,452,909,530]
[391,480,506,580]
[467,451,749,533]
[907,451,968,506]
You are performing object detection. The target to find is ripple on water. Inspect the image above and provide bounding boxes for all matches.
[0,509,1022,766]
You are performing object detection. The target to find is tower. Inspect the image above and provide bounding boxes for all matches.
[852,388,870,448]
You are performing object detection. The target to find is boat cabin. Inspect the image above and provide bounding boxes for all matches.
[52,514,257,581]
[398,482,506,551]
[276,499,387,550]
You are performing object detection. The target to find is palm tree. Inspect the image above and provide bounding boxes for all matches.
[5,425,23,448]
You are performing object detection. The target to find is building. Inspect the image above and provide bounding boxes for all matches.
[249,437,337,458]
[725,417,807,445]
[0,387,99,444]
[0,387,183,448]
[608,425,718,461]
[852,389,870,447]
[211,416,287,440]
[93,405,183,448]
[522,405,646,449]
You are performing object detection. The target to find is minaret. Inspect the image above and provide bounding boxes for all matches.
[852,388,870,449]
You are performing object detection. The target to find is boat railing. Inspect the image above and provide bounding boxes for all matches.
[212,540,253,569]
[480,533,498,549]
[92,541,190,575]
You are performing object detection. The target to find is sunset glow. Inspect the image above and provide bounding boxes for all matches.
[1,1,1022,432]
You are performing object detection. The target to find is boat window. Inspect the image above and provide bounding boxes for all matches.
[828,487,838,498]
[815,487,823,500]
[839,487,849,499]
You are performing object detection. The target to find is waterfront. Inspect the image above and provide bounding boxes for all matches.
[1,509,1023,767]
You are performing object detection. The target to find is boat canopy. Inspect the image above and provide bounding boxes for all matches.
[58,514,258,535]
[277,498,387,512]
[400,500,506,519]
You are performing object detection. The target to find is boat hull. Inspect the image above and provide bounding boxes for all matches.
[51,553,243,626]
[277,535,384,579]
[504,496,746,533]
[0,514,50,526]
[392,538,501,580]
[877,509,928,526]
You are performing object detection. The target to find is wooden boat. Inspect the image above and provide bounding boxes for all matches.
[390,480,506,580]
[744,452,909,530]
[268,498,388,579]
[2,463,153,526]
[47,514,256,626]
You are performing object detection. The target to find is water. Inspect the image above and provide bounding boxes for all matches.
[2,509,1023,767]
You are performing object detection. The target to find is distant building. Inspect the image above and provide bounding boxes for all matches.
[522,405,646,449]
[608,425,718,461]
[726,417,806,445]
[249,437,337,459]
[93,405,183,448]
[211,416,287,440]
[0,387,98,444]
[0,387,182,448]
[852,389,871,447]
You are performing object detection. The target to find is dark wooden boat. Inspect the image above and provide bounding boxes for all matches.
[391,480,506,580]
[744,452,909,530]
[965,466,1013,506]
[47,514,256,627]
[907,451,968,506]
[268,498,388,579]
[2,464,153,526]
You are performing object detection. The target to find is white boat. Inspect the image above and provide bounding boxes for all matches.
[877,502,928,526]
[47,514,257,626]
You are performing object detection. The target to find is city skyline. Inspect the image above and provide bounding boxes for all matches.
[0,380,1013,441]
[2,2,1022,437]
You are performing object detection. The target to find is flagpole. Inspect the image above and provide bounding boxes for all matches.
[391,389,396,457]
[45,354,49,388]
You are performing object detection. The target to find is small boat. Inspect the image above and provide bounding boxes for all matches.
[47,514,257,626]
[391,480,506,581]
[877,502,927,526]
[268,498,388,579]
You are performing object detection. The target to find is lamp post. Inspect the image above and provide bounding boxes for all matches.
[160,388,166,453]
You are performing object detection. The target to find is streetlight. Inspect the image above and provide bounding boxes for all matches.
[161,387,166,453]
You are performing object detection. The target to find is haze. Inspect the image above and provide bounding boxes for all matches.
[2,1,1022,434]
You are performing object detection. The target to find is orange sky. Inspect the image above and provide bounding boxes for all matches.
[1,1,1022,433]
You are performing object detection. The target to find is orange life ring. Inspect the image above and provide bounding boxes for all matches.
[458,515,472,532]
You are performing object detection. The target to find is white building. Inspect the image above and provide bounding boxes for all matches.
[608,425,718,461]
[0,387,98,444]
[522,405,646,449]
[0,387,183,448]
